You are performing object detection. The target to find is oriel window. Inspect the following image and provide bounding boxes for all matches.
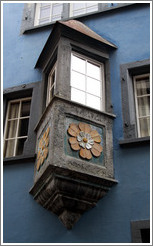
[3,98,31,158]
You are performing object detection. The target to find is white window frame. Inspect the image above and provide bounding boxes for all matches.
[69,3,98,17]
[34,3,63,26]
[46,62,57,107]
[70,52,105,111]
[3,97,31,158]
[133,73,150,138]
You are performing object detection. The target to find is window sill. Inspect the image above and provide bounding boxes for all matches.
[3,154,36,165]
[119,137,150,147]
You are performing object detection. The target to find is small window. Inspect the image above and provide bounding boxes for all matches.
[70,3,98,17]
[71,53,105,111]
[34,3,63,26]
[134,74,150,137]
[3,98,31,158]
[46,63,57,106]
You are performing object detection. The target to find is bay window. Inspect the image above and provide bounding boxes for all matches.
[71,53,105,111]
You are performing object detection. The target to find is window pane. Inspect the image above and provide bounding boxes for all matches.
[18,118,29,137]
[4,139,15,158]
[40,7,50,19]
[41,3,50,7]
[86,3,98,12]
[139,117,150,137]
[71,71,86,90]
[86,94,101,110]
[52,4,63,16]
[71,88,85,104]
[136,78,150,96]
[137,96,150,117]
[8,102,19,119]
[16,138,27,156]
[6,120,18,138]
[87,77,101,96]
[39,18,50,25]
[21,100,31,117]
[73,3,86,10]
[87,62,101,80]
[72,55,85,74]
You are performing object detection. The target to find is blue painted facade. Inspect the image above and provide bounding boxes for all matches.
[3,3,150,243]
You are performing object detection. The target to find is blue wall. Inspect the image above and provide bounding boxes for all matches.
[3,3,150,243]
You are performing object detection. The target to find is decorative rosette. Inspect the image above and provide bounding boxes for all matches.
[68,122,103,160]
[36,127,50,171]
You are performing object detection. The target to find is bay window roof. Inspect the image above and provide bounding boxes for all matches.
[35,19,117,69]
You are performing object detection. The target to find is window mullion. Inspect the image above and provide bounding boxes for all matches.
[134,77,141,137]
[14,100,21,156]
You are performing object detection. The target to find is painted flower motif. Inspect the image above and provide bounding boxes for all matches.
[68,122,103,160]
[36,127,50,171]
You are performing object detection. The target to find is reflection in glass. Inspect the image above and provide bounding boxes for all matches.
[16,138,27,156]
[4,139,15,158]
[136,78,150,96]
[86,94,101,110]
[71,88,85,104]
[21,100,31,117]
[18,118,29,137]
[87,77,101,96]
[40,7,50,19]
[137,96,150,117]
[8,102,19,119]
[6,120,18,139]
[139,117,150,137]
[71,71,86,90]
[72,55,85,74]
[87,62,100,80]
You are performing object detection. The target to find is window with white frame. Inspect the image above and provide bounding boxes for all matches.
[4,98,31,158]
[71,53,104,111]
[34,3,63,26]
[134,74,150,137]
[46,63,57,106]
[70,3,98,17]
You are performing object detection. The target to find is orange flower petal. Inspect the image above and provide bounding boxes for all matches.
[90,130,99,138]
[69,137,77,144]
[92,142,103,153]
[70,123,80,133]
[93,135,101,143]
[85,149,92,160]
[71,143,80,151]
[68,124,80,137]
[79,148,92,159]
[91,148,101,157]
[79,122,91,133]
[79,148,86,158]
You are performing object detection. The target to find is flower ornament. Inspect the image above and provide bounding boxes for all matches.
[37,127,50,171]
[68,122,103,160]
